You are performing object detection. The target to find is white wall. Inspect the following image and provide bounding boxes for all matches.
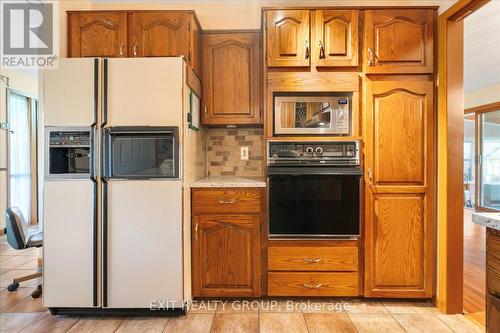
[0,69,39,229]
[464,83,500,109]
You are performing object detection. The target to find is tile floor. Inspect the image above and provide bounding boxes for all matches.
[0,235,485,332]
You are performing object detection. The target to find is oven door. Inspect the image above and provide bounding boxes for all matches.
[103,126,179,179]
[268,167,362,238]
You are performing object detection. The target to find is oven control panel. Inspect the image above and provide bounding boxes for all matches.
[268,141,359,166]
[49,131,91,147]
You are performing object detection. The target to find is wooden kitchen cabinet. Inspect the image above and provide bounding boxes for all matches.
[363,9,435,73]
[265,9,358,68]
[363,75,435,298]
[68,10,202,76]
[312,10,359,67]
[128,12,190,58]
[266,10,310,67]
[191,188,262,297]
[202,32,261,125]
[68,11,128,58]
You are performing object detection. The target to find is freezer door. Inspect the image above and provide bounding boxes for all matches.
[104,180,183,308]
[43,180,98,307]
[43,58,99,127]
[104,58,183,127]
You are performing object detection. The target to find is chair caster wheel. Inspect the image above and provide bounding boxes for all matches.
[31,289,42,298]
[7,282,19,292]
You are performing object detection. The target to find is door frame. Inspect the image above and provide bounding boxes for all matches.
[436,0,490,314]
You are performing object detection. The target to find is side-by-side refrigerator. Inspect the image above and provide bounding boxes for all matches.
[41,57,189,314]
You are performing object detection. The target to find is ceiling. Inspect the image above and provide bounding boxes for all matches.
[464,1,500,93]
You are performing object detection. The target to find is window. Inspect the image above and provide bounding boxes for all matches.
[7,90,38,223]
[478,109,500,210]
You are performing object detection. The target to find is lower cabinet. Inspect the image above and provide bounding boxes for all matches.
[191,189,261,297]
[267,245,360,296]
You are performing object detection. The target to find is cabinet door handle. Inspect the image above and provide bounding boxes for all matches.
[303,283,322,289]
[305,40,310,59]
[119,42,124,56]
[133,43,138,57]
[204,106,208,115]
[367,48,374,66]
[195,222,199,241]
[367,168,373,186]
[303,258,323,263]
[319,40,325,59]
[218,199,236,204]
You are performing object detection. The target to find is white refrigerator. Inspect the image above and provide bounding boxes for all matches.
[41,57,191,314]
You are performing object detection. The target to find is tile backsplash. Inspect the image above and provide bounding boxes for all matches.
[207,128,264,177]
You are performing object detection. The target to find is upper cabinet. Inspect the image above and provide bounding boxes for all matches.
[265,9,359,68]
[68,11,202,76]
[266,10,310,67]
[312,10,359,67]
[128,12,190,58]
[363,9,435,73]
[68,11,128,58]
[202,32,261,126]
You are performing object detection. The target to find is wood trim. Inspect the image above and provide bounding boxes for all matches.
[465,101,500,114]
[261,6,440,11]
[436,0,490,314]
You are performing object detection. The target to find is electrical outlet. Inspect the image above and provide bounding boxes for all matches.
[241,147,249,161]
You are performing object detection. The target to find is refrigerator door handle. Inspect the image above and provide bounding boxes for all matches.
[93,58,99,126]
[91,178,98,307]
[102,59,108,127]
[101,178,108,308]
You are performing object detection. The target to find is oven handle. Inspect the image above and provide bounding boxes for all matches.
[267,167,363,176]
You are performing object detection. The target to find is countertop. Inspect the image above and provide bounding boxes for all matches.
[191,176,266,188]
[472,212,500,231]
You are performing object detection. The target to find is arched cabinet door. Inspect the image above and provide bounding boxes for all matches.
[312,10,359,67]
[128,12,190,59]
[363,75,435,298]
[266,10,310,67]
[68,11,128,58]
[202,32,261,125]
[364,9,435,73]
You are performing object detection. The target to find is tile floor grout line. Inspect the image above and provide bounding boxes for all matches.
[301,310,310,333]
[389,311,411,333]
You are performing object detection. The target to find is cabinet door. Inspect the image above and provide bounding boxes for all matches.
[202,32,261,125]
[192,215,260,297]
[188,14,202,77]
[266,10,310,67]
[312,10,358,67]
[364,9,434,73]
[128,12,189,59]
[68,12,128,58]
[364,76,435,298]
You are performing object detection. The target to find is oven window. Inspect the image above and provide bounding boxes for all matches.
[269,174,360,237]
[110,132,177,178]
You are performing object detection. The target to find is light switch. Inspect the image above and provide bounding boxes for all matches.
[241,147,249,161]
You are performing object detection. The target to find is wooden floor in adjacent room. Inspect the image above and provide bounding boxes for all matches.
[463,208,486,326]
[0,235,485,333]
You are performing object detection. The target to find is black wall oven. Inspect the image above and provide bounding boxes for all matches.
[268,141,362,239]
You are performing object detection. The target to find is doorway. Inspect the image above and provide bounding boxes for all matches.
[6,89,39,224]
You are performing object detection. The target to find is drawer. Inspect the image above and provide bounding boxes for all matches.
[267,272,359,296]
[192,189,261,213]
[268,246,358,272]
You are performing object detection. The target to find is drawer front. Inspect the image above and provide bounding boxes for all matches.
[487,229,500,296]
[268,246,358,272]
[268,272,359,296]
[192,189,261,213]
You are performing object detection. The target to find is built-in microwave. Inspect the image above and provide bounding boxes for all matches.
[273,92,352,136]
